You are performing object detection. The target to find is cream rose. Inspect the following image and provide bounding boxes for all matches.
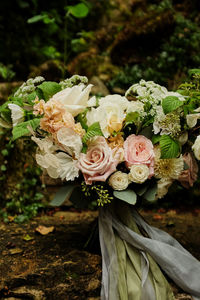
[86,95,129,138]
[52,84,93,117]
[78,136,119,184]
[109,171,129,190]
[128,164,150,184]
[192,136,200,160]
[124,134,154,177]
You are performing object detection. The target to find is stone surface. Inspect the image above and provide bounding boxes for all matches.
[0,208,199,299]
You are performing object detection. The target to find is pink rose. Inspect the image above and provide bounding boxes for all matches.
[78,136,119,184]
[124,134,154,177]
[178,153,198,188]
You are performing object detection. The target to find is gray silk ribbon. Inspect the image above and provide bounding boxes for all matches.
[99,206,200,300]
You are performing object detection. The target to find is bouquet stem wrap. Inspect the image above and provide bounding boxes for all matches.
[99,201,200,300]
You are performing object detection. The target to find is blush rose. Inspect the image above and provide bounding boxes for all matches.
[78,136,119,184]
[178,152,198,188]
[124,134,154,177]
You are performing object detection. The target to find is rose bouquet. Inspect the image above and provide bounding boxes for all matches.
[1,73,200,299]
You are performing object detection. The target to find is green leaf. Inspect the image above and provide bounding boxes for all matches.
[67,3,89,18]
[27,15,45,24]
[27,89,44,105]
[77,109,88,130]
[162,96,183,114]
[113,189,137,205]
[50,184,76,207]
[12,118,40,141]
[188,69,200,77]
[152,135,161,144]
[37,81,61,101]
[82,122,103,144]
[0,117,12,128]
[134,184,148,196]
[125,112,140,127]
[160,135,180,159]
[143,184,157,202]
[139,125,153,139]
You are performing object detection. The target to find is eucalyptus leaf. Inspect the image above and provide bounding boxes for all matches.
[143,184,157,202]
[50,184,76,207]
[135,185,148,196]
[162,96,183,115]
[113,189,137,205]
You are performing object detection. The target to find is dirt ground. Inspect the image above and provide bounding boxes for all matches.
[0,207,199,300]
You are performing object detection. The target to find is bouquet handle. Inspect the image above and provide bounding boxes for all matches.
[99,201,200,300]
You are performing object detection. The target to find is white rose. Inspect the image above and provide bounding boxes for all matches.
[192,135,200,160]
[109,171,129,191]
[8,103,24,127]
[87,94,128,138]
[128,164,149,184]
[186,107,200,128]
[52,84,93,117]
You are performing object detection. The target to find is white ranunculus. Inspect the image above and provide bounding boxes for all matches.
[8,103,24,127]
[87,95,128,138]
[36,152,60,179]
[55,152,79,181]
[128,164,150,184]
[52,84,93,117]
[156,178,173,199]
[192,135,200,160]
[108,171,129,191]
[127,101,144,114]
[32,129,82,181]
[186,107,200,128]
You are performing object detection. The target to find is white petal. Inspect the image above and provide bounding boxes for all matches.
[57,127,82,158]
[186,113,200,128]
[87,96,97,107]
[56,152,79,181]
[8,103,24,127]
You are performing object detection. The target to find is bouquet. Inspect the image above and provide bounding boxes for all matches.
[1,73,200,299]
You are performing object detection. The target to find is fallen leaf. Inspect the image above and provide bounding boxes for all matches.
[153,214,163,221]
[23,234,34,241]
[9,248,23,255]
[35,225,54,235]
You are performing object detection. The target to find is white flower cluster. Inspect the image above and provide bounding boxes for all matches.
[14,76,45,98]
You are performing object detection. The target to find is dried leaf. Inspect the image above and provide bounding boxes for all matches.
[9,248,23,255]
[35,225,54,235]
